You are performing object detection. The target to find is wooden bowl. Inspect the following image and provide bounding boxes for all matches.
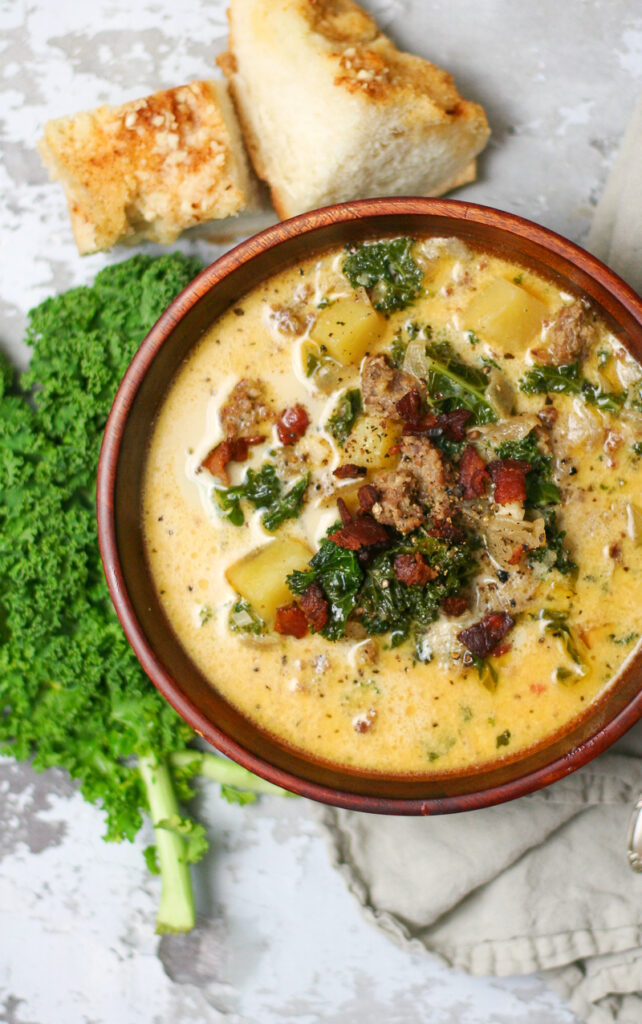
[97,197,642,814]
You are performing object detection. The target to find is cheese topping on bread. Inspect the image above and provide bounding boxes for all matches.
[38,81,257,254]
[219,0,490,218]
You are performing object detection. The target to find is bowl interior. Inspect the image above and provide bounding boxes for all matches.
[99,198,642,812]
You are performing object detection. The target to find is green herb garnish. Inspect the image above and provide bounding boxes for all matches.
[342,237,423,313]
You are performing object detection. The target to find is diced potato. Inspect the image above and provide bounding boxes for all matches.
[464,277,548,354]
[343,416,400,469]
[225,538,312,625]
[310,297,384,365]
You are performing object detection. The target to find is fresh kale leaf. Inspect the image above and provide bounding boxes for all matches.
[220,785,258,806]
[0,254,293,936]
[327,388,363,446]
[288,531,363,640]
[215,463,309,532]
[496,429,561,506]
[422,340,497,425]
[520,362,625,413]
[342,237,423,313]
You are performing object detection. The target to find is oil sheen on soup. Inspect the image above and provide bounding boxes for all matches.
[143,236,642,774]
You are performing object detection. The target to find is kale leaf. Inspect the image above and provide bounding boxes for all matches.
[288,532,363,640]
[495,432,576,572]
[327,388,363,446]
[357,533,476,645]
[529,507,577,575]
[496,429,561,506]
[520,362,625,413]
[215,463,309,532]
[263,474,311,531]
[342,237,423,313]
[422,340,497,425]
[0,254,292,936]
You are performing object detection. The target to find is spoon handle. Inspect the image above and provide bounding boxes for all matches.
[627,795,642,872]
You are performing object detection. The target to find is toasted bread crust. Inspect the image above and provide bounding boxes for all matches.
[220,0,490,218]
[39,80,257,254]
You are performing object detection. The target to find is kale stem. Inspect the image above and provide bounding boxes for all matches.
[138,754,195,934]
[170,750,297,798]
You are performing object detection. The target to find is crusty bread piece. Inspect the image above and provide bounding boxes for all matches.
[38,80,258,254]
[219,0,490,219]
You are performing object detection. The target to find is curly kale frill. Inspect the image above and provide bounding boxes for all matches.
[0,255,203,932]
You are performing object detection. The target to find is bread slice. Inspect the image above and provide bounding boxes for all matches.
[219,0,490,219]
[38,80,258,254]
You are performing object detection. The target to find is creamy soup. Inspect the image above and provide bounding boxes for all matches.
[143,236,642,774]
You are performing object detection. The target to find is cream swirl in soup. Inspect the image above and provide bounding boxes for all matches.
[143,237,642,774]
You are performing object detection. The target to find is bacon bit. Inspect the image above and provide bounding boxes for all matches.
[336,497,352,525]
[333,463,367,479]
[395,388,424,425]
[393,552,438,586]
[441,594,468,616]
[609,541,622,561]
[508,544,526,565]
[428,517,465,544]
[493,641,512,657]
[276,404,309,445]
[357,484,379,513]
[200,434,265,483]
[274,603,308,638]
[353,709,376,734]
[459,444,489,500]
[436,408,472,441]
[530,682,547,695]
[329,515,389,551]
[487,458,531,505]
[299,584,329,632]
[457,611,515,658]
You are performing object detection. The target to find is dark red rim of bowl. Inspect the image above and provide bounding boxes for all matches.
[97,196,642,815]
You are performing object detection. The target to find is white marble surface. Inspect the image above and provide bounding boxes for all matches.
[1,1,641,1021]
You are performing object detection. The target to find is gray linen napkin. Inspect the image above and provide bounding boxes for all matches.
[317,96,642,1024]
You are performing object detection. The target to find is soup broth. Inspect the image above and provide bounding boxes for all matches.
[143,237,642,774]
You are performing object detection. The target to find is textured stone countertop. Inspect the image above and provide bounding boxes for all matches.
[1,2,641,1022]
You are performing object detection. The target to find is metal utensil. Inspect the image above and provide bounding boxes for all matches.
[627,795,642,871]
